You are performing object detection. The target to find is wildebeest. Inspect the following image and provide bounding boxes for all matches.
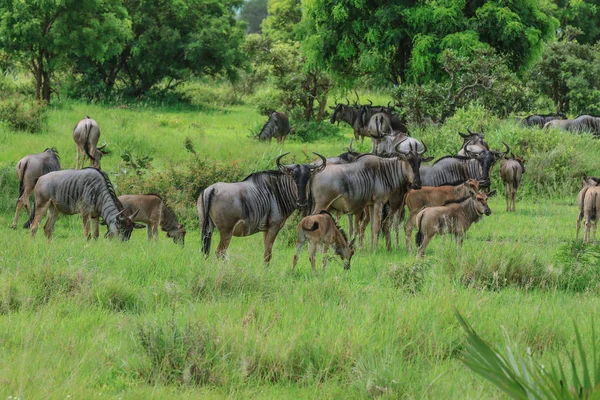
[310,144,426,249]
[257,111,291,143]
[374,132,423,156]
[198,152,326,263]
[576,176,600,241]
[583,186,600,244]
[118,194,186,244]
[500,155,525,212]
[12,148,61,229]
[310,140,361,166]
[520,112,566,128]
[27,168,142,240]
[544,115,600,135]
[456,128,489,157]
[329,100,368,141]
[291,210,355,275]
[73,116,108,169]
[415,191,495,258]
[403,179,480,253]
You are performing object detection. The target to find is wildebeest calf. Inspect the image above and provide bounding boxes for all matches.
[292,210,355,275]
[583,186,600,244]
[500,155,525,212]
[404,179,480,253]
[118,194,186,244]
[577,176,600,240]
[415,191,494,258]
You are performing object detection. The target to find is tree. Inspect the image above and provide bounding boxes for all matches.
[554,0,600,44]
[75,0,247,98]
[302,0,558,85]
[529,27,600,114]
[0,0,131,102]
[239,0,268,34]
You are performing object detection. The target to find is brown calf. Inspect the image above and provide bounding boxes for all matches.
[576,176,600,241]
[118,194,186,244]
[583,186,600,244]
[500,156,525,212]
[415,191,494,258]
[403,179,480,253]
[292,211,355,275]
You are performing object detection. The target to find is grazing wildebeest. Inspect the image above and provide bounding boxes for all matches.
[329,100,369,141]
[310,140,362,166]
[583,186,600,244]
[310,144,426,249]
[457,128,489,156]
[27,168,142,240]
[73,116,108,169]
[544,115,600,135]
[520,112,566,128]
[500,155,525,212]
[13,148,61,229]
[415,191,495,258]
[403,179,480,253]
[118,194,186,244]
[257,111,291,143]
[198,152,326,263]
[374,132,423,156]
[291,210,355,275]
[576,176,600,241]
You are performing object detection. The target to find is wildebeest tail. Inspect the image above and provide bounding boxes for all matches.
[17,160,28,199]
[24,200,36,229]
[415,212,425,247]
[301,219,319,231]
[592,192,598,222]
[512,165,520,190]
[83,119,95,161]
[200,188,215,255]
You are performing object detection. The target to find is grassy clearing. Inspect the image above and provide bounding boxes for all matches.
[1,95,600,398]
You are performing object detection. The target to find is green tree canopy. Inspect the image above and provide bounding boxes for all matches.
[0,0,131,101]
[239,0,268,34]
[554,0,600,44]
[303,0,558,85]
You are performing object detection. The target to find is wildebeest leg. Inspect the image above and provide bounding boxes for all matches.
[75,149,80,170]
[43,207,59,240]
[594,221,598,246]
[216,231,233,258]
[321,244,329,272]
[30,200,51,238]
[577,213,584,241]
[147,225,153,240]
[505,183,510,212]
[82,213,91,240]
[292,235,306,275]
[404,211,418,254]
[357,210,368,249]
[512,190,517,212]
[308,243,317,275]
[417,234,432,259]
[585,219,591,243]
[347,214,354,239]
[262,227,280,264]
[370,203,383,249]
[92,217,100,239]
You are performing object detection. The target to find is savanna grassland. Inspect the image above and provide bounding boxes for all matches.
[2,89,600,399]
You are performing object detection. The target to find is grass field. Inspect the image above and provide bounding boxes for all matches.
[1,96,600,398]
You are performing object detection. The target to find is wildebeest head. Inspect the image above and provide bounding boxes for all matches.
[582,175,600,187]
[465,179,480,197]
[394,140,434,190]
[458,127,489,154]
[164,223,186,245]
[107,208,145,241]
[92,142,109,169]
[465,142,509,188]
[475,191,495,216]
[329,99,357,125]
[277,152,326,210]
[337,238,355,270]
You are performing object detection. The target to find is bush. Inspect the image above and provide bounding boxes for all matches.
[287,119,343,143]
[386,261,427,294]
[0,97,47,133]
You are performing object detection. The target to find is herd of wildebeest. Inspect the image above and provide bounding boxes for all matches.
[9,101,600,273]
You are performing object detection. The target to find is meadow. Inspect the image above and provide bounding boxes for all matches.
[1,91,600,398]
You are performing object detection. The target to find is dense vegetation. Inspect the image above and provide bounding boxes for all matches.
[2,0,600,397]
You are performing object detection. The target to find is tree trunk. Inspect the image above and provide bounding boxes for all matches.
[41,70,51,102]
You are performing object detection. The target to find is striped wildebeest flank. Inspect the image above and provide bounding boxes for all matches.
[27,168,143,240]
[576,176,600,241]
[12,148,61,229]
[198,152,327,263]
[257,111,291,143]
[583,185,600,244]
[544,115,600,135]
[292,210,355,275]
[403,179,480,253]
[73,116,108,169]
[310,144,427,249]
[456,127,489,156]
[118,194,186,244]
[415,191,495,258]
[500,155,526,212]
[520,112,566,128]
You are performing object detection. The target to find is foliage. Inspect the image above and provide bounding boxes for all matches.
[528,27,600,114]
[302,0,557,85]
[239,0,268,34]
[261,0,302,42]
[0,97,47,133]
[120,150,153,176]
[554,0,600,44]
[0,0,132,101]
[457,312,600,400]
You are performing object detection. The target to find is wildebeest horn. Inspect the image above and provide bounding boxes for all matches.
[276,152,292,172]
[98,141,107,150]
[368,99,373,106]
[129,209,140,219]
[346,98,350,105]
[466,126,473,134]
[387,101,391,108]
[309,152,327,172]
[348,139,353,152]
[418,141,427,156]
[394,138,410,154]
[115,209,127,217]
[458,132,470,139]
[502,142,510,155]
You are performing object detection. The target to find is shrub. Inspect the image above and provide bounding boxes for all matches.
[0,97,47,133]
[553,241,600,292]
[386,261,426,294]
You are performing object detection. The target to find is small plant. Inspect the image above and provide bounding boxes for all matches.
[457,311,600,399]
[121,150,153,176]
[387,261,426,294]
[0,98,47,133]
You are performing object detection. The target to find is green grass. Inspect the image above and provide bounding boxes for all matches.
[1,95,600,398]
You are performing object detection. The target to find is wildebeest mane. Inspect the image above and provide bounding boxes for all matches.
[443,196,472,206]
[147,193,178,221]
[241,170,285,183]
[86,167,124,211]
[44,147,60,159]
[432,155,471,165]
[575,114,600,119]
[317,209,348,243]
